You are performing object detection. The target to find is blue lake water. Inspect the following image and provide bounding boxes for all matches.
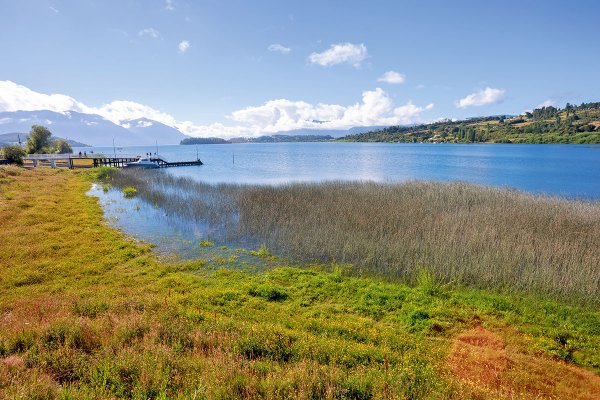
[79,143,600,199]
[84,142,600,260]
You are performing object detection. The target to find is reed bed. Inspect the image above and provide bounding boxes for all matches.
[106,169,600,302]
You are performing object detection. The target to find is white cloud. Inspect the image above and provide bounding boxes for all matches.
[139,28,160,38]
[230,88,433,132]
[393,102,434,123]
[136,120,153,128]
[455,87,505,108]
[536,99,555,108]
[49,6,59,14]
[165,0,174,11]
[0,80,435,139]
[0,81,88,114]
[377,71,406,84]
[178,40,190,53]
[0,81,181,130]
[308,43,368,68]
[267,44,291,54]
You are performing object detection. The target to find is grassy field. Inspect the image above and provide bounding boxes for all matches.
[1,166,599,399]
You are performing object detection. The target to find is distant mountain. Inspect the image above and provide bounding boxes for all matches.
[124,118,187,145]
[0,110,187,146]
[0,109,392,145]
[0,132,89,147]
[347,126,389,135]
[228,134,334,143]
[265,126,390,138]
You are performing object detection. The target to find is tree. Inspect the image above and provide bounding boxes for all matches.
[53,139,73,154]
[25,125,53,154]
[1,145,26,165]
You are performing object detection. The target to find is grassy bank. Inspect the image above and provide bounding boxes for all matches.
[105,169,600,304]
[1,167,599,399]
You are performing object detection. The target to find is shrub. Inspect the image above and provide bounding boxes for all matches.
[235,330,297,362]
[72,301,109,318]
[249,244,271,257]
[248,284,288,302]
[1,145,26,165]
[122,187,137,198]
[53,139,73,154]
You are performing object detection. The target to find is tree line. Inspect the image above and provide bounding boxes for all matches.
[0,125,73,165]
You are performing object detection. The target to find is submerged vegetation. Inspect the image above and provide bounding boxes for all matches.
[105,168,600,303]
[1,166,599,399]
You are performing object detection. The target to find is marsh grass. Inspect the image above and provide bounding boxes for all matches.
[106,169,600,303]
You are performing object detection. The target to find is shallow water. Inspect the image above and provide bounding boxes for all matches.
[88,183,279,267]
[84,142,600,260]
[79,142,600,199]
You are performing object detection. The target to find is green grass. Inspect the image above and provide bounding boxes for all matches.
[0,166,599,399]
[122,186,137,198]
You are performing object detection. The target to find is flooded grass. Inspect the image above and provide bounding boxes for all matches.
[103,168,600,303]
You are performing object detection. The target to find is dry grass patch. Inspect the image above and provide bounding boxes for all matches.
[449,326,600,399]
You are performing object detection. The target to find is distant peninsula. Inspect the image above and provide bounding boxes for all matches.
[181,134,334,145]
[339,102,600,144]
[180,137,229,145]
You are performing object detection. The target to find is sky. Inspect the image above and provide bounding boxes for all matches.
[1,0,599,138]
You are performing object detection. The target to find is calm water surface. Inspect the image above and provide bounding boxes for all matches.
[80,143,600,199]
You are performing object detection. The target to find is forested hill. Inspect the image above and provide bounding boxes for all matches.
[340,102,600,144]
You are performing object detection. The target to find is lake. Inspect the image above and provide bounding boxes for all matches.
[79,142,600,199]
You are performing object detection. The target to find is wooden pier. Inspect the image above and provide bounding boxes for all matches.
[24,154,203,169]
[92,156,203,168]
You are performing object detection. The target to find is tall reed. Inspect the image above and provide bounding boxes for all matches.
[105,169,600,303]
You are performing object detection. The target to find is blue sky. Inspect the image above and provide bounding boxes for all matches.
[1,0,599,137]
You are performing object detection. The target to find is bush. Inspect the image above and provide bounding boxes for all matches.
[235,330,297,361]
[25,125,53,154]
[248,284,288,302]
[1,145,26,165]
[53,139,73,154]
[122,187,137,198]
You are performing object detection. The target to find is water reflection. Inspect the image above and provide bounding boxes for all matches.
[78,143,600,198]
[88,184,281,269]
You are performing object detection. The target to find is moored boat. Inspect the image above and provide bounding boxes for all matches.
[124,157,160,169]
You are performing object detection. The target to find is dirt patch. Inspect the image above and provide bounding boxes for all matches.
[1,356,25,369]
[449,326,508,390]
[449,326,600,399]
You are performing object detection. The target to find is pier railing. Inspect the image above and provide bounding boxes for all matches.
[23,154,202,169]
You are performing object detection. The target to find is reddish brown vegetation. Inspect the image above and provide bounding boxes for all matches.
[449,327,600,399]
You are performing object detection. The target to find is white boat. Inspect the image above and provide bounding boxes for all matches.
[124,157,160,169]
